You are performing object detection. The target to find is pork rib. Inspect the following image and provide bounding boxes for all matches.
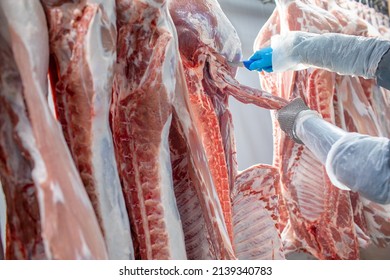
[42,0,134,259]
[112,0,186,260]
[232,164,285,260]
[169,115,218,259]
[0,0,107,259]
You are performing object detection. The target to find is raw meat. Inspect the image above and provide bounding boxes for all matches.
[111,0,186,260]
[0,0,107,259]
[0,35,46,259]
[232,164,285,260]
[42,0,134,260]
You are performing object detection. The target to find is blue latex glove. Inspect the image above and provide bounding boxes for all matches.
[243,47,273,72]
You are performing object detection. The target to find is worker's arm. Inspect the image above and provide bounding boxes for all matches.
[277,98,390,204]
[246,32,390,90]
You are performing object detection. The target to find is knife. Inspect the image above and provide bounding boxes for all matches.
[227,60,251,69]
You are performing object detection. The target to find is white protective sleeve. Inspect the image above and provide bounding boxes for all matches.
[325,133,390,204]
[271,31,390,79]
[295,111,390,204]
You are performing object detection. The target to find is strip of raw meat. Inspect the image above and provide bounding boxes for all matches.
[0,36,46,260]
[189,93,233,241]
[111,0,186,260]
[232,164,285,260]
[42,0,134,260]
[0,0,107,259]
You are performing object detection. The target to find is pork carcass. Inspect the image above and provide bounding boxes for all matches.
[111,0,186,260]
[0,0,107,259]
[255,0,390,259]
[41,0,134,259]
[170,0,285,256]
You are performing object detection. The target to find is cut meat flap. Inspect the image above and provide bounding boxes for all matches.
[232,164,285,260]
[42,0,134,259]
[111,0,186,260]
[0,36,46,260]
[0,0,107,259]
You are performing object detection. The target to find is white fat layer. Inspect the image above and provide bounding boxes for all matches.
[161,35,175,102]
[47,76,57,119]
[85,1,134,260]
[76,229,92,260]
[88,0,116,23]
[159,117,187,259]
[50,182,65,203]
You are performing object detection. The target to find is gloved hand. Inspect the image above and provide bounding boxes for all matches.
[243,47,273,72]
